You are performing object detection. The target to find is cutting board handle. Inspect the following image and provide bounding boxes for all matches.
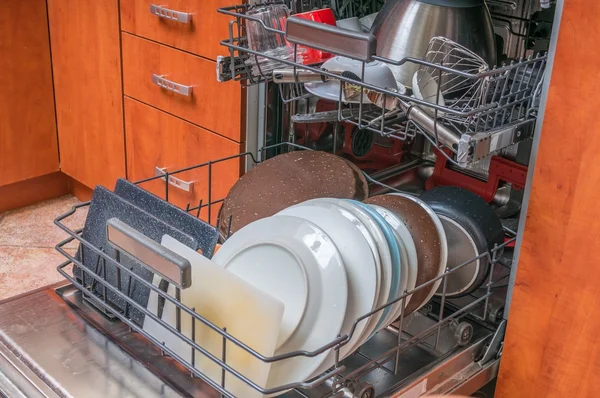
[106,218,192,289]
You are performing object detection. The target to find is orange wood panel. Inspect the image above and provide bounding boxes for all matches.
[120,0,236,61]
[68,177,94,202]
[47,0,126,189]
[121,33,245,143]
[496,2,600,397]
[124,97,243,225]
[0,172,69,214]
[0,0,59,187]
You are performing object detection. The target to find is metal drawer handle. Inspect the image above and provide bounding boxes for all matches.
[155,167,194,192]
[150,4,192,24]
[152,74,193,97]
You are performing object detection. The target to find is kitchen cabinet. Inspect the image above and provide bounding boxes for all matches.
[47,0,126,190]
[496,0,600,396]
[121,33,245,142]
[120,0,236,61]
[0,0,59,187]
[124,98,243,224]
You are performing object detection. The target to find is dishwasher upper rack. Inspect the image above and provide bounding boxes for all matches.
[53,143,513,398]
[217,3,547,168]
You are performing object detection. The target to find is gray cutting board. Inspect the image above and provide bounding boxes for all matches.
[114,179,218,258]
[76,186,197,326]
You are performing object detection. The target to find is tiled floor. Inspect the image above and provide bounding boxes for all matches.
[0,196,88,300]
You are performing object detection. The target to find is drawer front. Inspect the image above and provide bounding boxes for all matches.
[120,0,233,60]
[122,33,244,142]
[125,97,243,225]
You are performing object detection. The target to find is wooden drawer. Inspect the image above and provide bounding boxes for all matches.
[120,0,234,61]
[122,33,245,142]
[125,97,243,224]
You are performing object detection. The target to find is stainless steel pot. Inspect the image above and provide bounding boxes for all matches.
[370,0,496,88]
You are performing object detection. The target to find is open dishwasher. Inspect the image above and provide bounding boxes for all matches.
[0,0,559,397]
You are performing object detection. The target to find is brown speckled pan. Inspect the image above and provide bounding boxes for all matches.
[219,151,365,237]
[364,194,443,317]
[343,159,369,200]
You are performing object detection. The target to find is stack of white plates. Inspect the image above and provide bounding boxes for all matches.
[211,194,449,392]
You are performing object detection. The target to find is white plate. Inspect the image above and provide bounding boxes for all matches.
[320,198,392,349]
[384,228,409,327]
[354,201,402,334]
[388,193,448,311]
[279,200,378,363]
[212,215,348,388]
[305,56,398,103]
[313,198,383,356]
[159,235,284,398]
[370,204,418,320]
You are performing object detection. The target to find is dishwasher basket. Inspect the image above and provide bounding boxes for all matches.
[54,142,512,398]
[216,2,547,169]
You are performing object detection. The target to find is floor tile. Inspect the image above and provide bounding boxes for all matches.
[0,195,87,249]
[0,246,75,300]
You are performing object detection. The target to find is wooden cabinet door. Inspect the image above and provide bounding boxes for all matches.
[0,0,59,187]
[48,0,126,189]
[125,97,243,225]
[496,1,600,396]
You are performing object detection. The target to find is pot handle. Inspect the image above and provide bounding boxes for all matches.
[286,17,377,62]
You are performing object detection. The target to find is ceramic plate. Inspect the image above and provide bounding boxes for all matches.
[212,215,348,388]
[370,204,418,319]
[276,200,378,370]
[384,227,409,327]
[351,201,402,334]
[320,198,388,352]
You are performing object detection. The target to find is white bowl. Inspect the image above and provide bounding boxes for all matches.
[305,56,398,103]
[412,70,446,117]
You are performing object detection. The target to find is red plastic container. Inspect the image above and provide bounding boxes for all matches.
[291,8,336,65]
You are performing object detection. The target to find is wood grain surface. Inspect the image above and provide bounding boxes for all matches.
[121,33,245,142]
[48,0,126,189]
[0,172,69,214]
[120,0,236,61]
[496,1,600,396]
[0,0,59,187]
[124,97,242,225]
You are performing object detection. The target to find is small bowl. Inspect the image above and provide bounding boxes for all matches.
[305,56,398,103]
[412,70,446,117]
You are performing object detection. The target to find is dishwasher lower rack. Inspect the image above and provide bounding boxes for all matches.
[52,144,511,398]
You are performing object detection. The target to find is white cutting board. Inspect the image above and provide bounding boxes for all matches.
[146,235,284,398]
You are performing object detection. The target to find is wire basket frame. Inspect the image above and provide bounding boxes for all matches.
[217,3,547,168]
[54,143,512,398]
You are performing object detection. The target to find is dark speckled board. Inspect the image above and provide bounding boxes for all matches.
[77,186,197,326]
[114,179,218,258]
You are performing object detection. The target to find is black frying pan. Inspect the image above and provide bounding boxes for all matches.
[419,186,504,297]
